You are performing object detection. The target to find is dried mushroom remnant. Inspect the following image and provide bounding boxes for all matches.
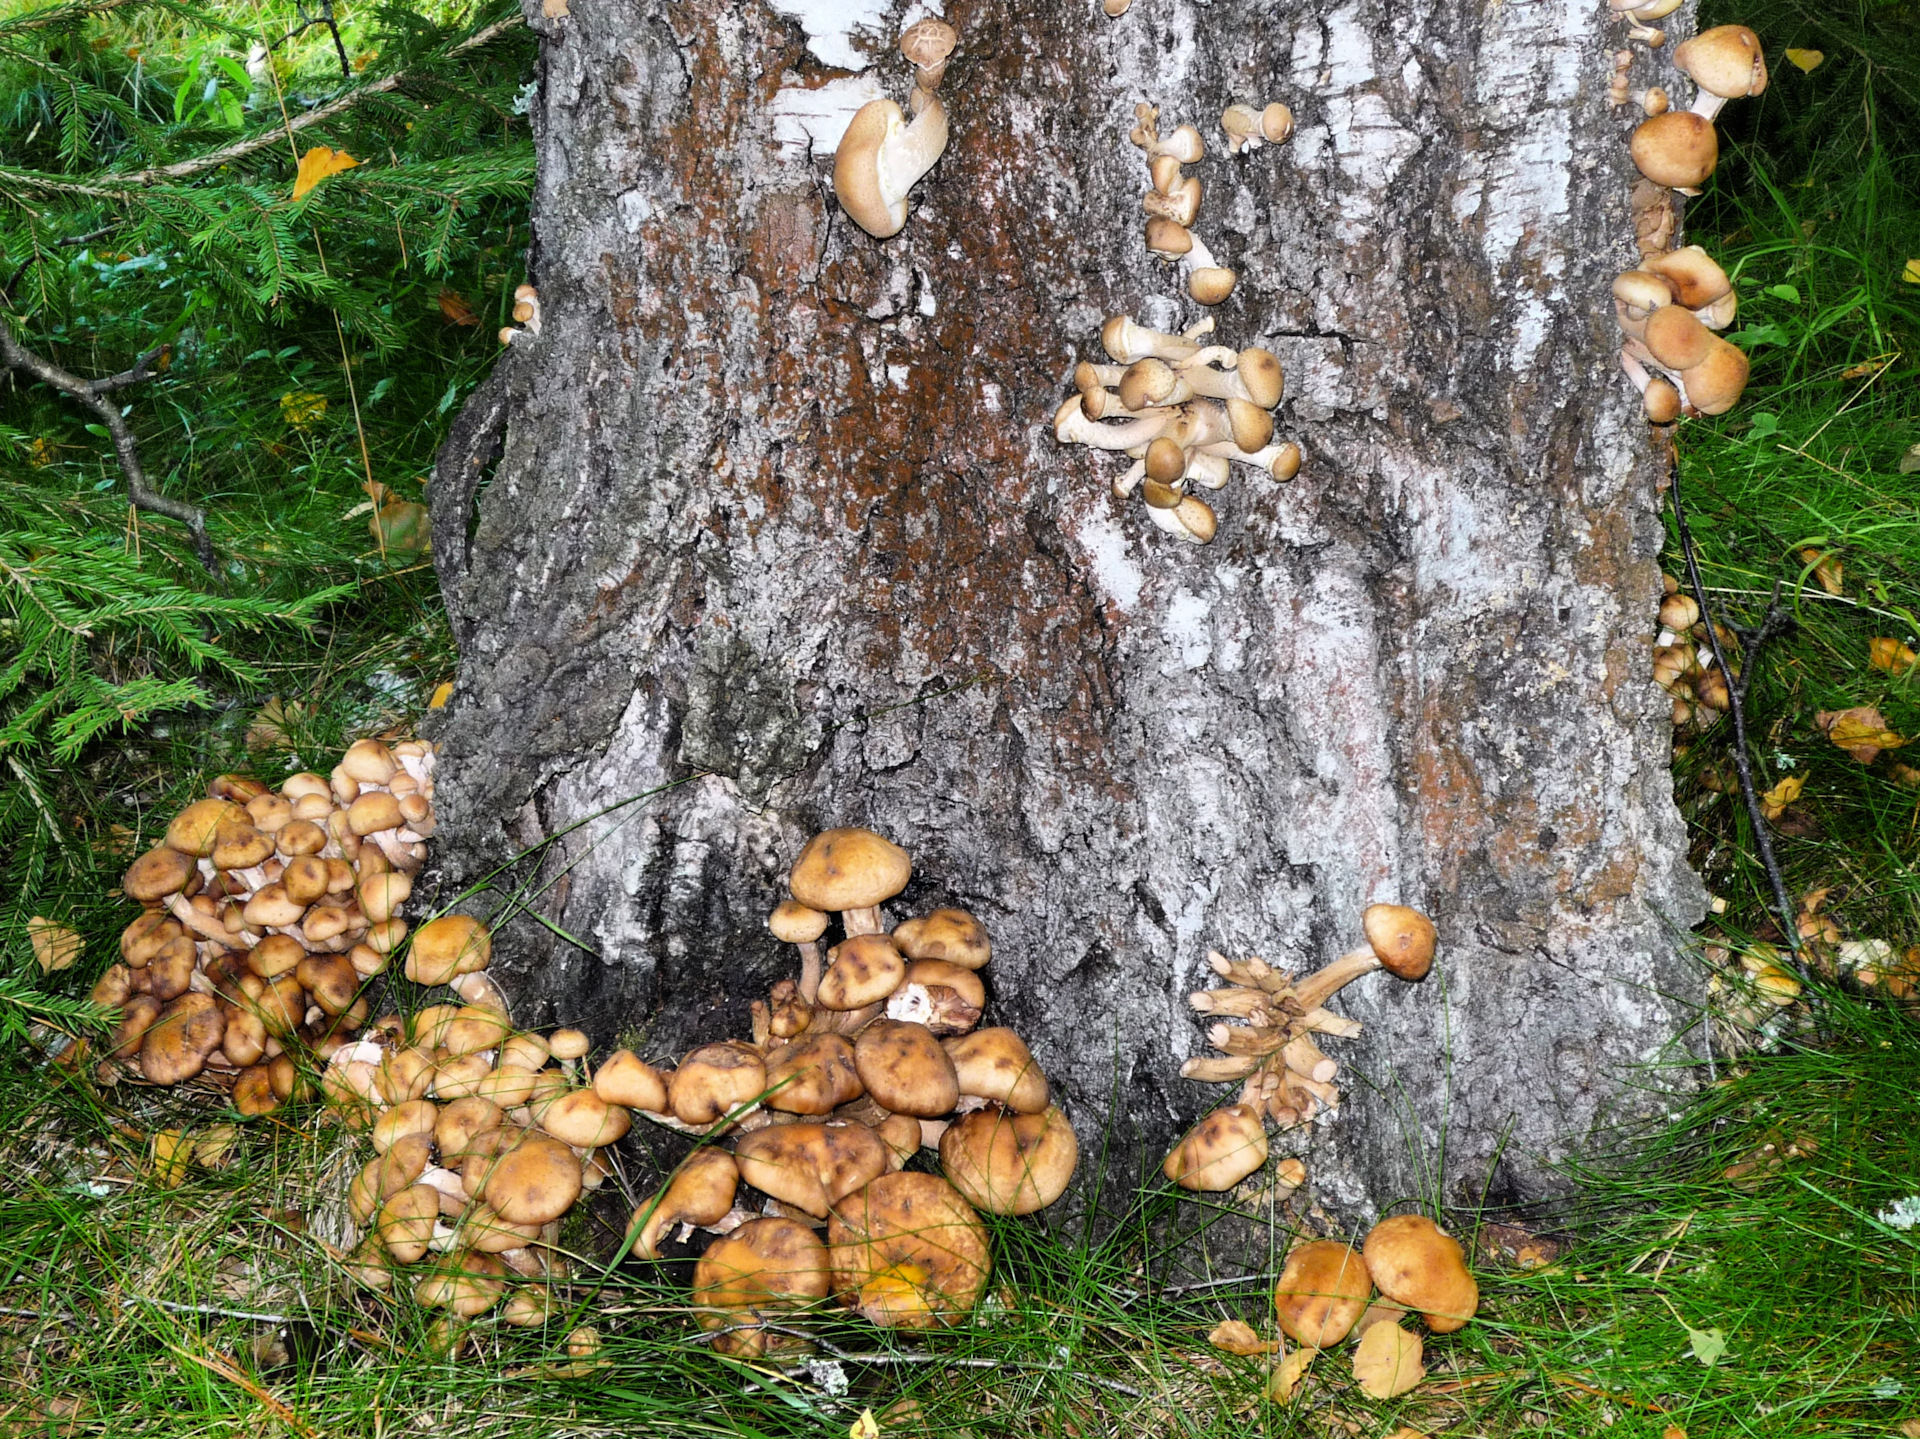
[1058,314,1299,544]
[832,20,959,239]
[1352,1320,1425,1398]
[1179,904,1435,1134]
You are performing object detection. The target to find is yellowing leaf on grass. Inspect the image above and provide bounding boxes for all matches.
[1871,637,1919,673]
[1352,1321,1424,1398]
[1904,259,1920,286]
[429,681,455,709]
[291,144,359,201]
[1798,547,1843,595]
[28,917,82,973]
[849,1409,880,1439]
[1264,1346,1316,1403]
[1783,47,1824,72]
[371,500,430,554]
[27,436,53,467]
[1816,705,1908,764]
[1208,1319,1277,1356]
[279,390,328,429]
[1759,773,1805,820]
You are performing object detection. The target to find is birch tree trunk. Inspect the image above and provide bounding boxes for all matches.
[426,0,1708,1220]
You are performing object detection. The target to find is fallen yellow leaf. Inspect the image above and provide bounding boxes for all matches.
[1352,1320,1424,1398]
[1904,259,1920,286]
[849,1409,880,1439]
[429,681,455,709]
[1208,1318,1278,1355]
[1759,773,1804,820]
[1816,705,1908,763]
[1264,1346,1316,1402]
[1783,47,1823,72]
[1798,547,1843,596]
[279,390,328,429]
[27,917,82,973]
[291,144,359,201]
[1871,636,1919,673]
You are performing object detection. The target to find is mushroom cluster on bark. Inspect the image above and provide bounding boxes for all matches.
[1649,572,1738,727]
[1162,905,1435,1191]
[1129,103,1235,305]
[1612,25,1766,419]
[1271,1214,1480,1399]
[617,825,1077,1349]
[832,20,959,240]
[1057,313,1300,544]
[86,739,442,1107]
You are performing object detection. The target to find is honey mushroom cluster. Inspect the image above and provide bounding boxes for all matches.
[1270,1214,1479,1400]
[617,826,1078,1353]
[1161,905,1436,1192]
[1614,26,1767,420]
[833,19,959,240]
[1648,574,1737,727]
[1130,103,1235,306]
[1058,314,1301,544]
[86,739,442,1113]
[496,284,542,347]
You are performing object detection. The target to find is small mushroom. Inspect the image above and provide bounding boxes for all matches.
[1162,1103,1267,1191]
[764,1033,865,1115]
[897,17,957,97]
[833,92,950,239]
[123,846,197,904]
[593,1049,670,1112]
[1289,904,1437,1013]
[629,1148,740,1259]
[769,900,831,1003]
[937,1105,1077,1215]
[1362,1214,1479,1333]
[1274,1240,1372,1347]
[166,799,249,857]
[692,1216,833,1356]
[1629,111,1718,193]
[478,1133,584,1226]
[670,1041,767,1127]
[818,933,907,1011]
[856,1020,960,1117]
[1642,245,1736,328]
[827,1171,991,1328]
[139,992,226,1084]
[943,1027,1047,1113]
[1219,102,1293,153]
[406,914,492,986]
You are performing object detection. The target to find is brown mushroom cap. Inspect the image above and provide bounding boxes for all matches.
[210,822,274,871]
[593,1049,669,1112]
[1162,1103,1268,1191]
[541,1089,632,1148]
[347,791,404,836]
[630,1148,740,1260]
[246,934,306,979]
[764,1033,865,1115]
[480,1134,584,1226]
[119,912,182,966]
[242,883,306,929]
[938,1105,1078,1215]
[669,1041,767,1126]
[736,1120,891,1218]
[166,799,248,857]
[233,1064,279,1116]
[693,1217,833,1356]
[1682,337,1750,416]
[296,952,362,1016]
[1274,1240,1372,1347]
[1673,24,1767,100]
[902,959,986,1012]
[276,819,327,856]
[406,914,492,986]
[768,900,830,944]
[139,992,226,1084]
[1629,111,1718,190]
[1362,1214,1479,1333]
[548,1028,591,1061]
[414,1250,506,1317]
[788,828,912,913]
[123,846,196,903]
[1361,904,1437,980]
[436,1096,505,1160]
[897,16,957,88]
[890,908,991,969]
[372,1098,440,1154]
[855,1020,960,1117]
[818,934,907,1010]
[108,994,163,1060]
[943,1027,1047,1113]
[340,738,399,785]
[1642,245,1732,310]
[1644,305,1717,371]
[441,1005,512,1057]
[377,1184,442,1264]
[827,1171,991,1329]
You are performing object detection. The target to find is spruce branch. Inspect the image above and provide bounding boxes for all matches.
[0,319,212,568]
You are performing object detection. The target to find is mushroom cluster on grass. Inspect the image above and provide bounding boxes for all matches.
[1648,571,1737,726]
[85,739,443,1108]
[832,19,959,239]
[1129,103,1234,305]
[1611,26,1766,420]
[1057,313,1300,543]
[1269,1214,1479,1400]
[1162,905,1435,1191]
[619,825,1077,1347]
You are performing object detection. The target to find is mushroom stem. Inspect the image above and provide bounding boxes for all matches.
[1283,1034,1339,1083]
[1302,1007,1363,1039]
[1111,458,1147,498]
[1686,91,1728,121]
[167,894,240,947]
[796,940,823,1002]
[1055,394,1178,449]
[840,907,884,938]
[1289,945,1382,1013]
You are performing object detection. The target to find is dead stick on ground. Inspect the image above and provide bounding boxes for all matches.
[1665,443,1809,983]
[0,319,213,568]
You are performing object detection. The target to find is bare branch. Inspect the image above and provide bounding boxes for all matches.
[0,318,212,568]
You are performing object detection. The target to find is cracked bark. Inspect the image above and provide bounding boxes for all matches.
[425,0,1707,1225]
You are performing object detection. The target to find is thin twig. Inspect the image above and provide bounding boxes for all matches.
[55,222,121,248]
[0,318,211,567]
[1667,445,1808,979]
[703,1325,1144,1399]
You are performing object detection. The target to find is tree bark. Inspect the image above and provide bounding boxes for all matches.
[426,0,1707,1221]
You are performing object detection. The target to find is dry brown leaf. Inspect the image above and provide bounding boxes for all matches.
[1799,547,1843,595]
[1264,1346,1317,1403]
[437,288,480,326]
[1354,1298,1413,1335]
[1893,764,1920,790]
[1662,1426,1689,1439]
[1816,705,1908,764]
[1760,773,1805,820]
[28,916,83,973]
[291,144,359,201]
[1871,637,1919,673]
[1899,1415,1920,1437]
[371,501,431,554]
[1352,1321,1424,1399]
[1209,1318,1278,1356]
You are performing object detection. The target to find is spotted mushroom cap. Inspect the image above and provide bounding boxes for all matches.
[937,1105,1078,1215]
[764,1032,865,1115]
[693,1217,833,1356]
[735,1120,890,1218]
[1162,1103,1268,1191]
[892,908,991,969]
[855,1020,960,1117]
[788,828,912,913]
[1274,1240,1372,1347]
[943,1027,1047,1113]
[818,934,907,1010]
[826,1171,991,1329]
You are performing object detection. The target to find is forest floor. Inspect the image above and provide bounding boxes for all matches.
[3,0,1919,1434]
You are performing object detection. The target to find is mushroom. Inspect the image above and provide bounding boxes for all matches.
[1273,1240,1372,1347]
[477,1133,584,1226]
[414,1250,507,1317]
[166,799,249,857]
[670,1041,767,1127]
[377,1184,442,1264]
[1673,25,1767,119]
[1128,104,1203,165]
[123,847,196,904]
[826,1171,991,1328]
[734,1120,890,1218]
[893,959,985,1035]
[1102,313,1215,365]
[937,1105,1077,1215]
[593,1049,670,1113]
[1612,270,1674,340]
[692,1217,833,1356]
[1351,1320,1425,1399]
[139,992,226,1084]
[1362,1214,1479,1332]
[629,1148,740,1260]
[1643,245,1736,328]
[541,1089,633,1148]
[1620,349,1683,423]
[1678,336,1749,415]
[769,900,831,1003]
[764,1033,865,1115]
[943,1027,1047,1113]
[855,1020,960,1117]
[1288,903,1437,1013]
[406,914,492,985]
[1629,111,1718,193]
[833,91,949,239]
[787,828,912,938]
[897,17,957,100]
[1162,1103,1267,1191]
[818,933,908,1012]
[1220,102,1293,153]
